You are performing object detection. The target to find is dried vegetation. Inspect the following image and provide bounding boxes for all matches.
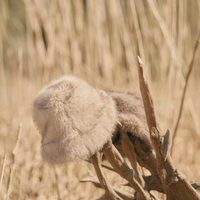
[0,0,200,199]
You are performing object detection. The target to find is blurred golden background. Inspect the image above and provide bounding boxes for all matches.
[0,0,200,199]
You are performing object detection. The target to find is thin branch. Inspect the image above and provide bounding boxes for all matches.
[118,122,145,188]
[86,159,164,193]
[85,160,116,172]
[90,152,123,200]
[171,33,200,155]
[137,56,200,200]
[137,56,158,133]
[80,168,135,200]
[103,138,151,200]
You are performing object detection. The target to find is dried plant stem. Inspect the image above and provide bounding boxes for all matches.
[171,33,200,155]
[118,122,145,188]
[54,167,61,200]
[130,0,145,64]
[145,0,200,143]
[86,159,165,193]
[18,168,23,200]
[0,20,8,104]
[137,56,200,200]
[0,155,6,188]
[18,48,23,119]
[81,168,134,200]
[6,123,22,200]
[84,160,116,172]
[12,124,22,155]
[146,0,177,63]
[137,56,157,131]
[90,152,122,200]
[103,138,151,200]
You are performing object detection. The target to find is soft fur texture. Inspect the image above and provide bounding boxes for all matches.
[107,91,153,153]
[32,75,117,164]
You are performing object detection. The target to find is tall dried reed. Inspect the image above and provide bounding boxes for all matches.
[0,0,200,199]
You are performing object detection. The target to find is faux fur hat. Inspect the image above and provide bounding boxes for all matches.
[32,75,117,164]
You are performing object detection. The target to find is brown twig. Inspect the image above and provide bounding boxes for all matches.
[103,138,151,200]
[81,168,135,200]
[118,122,145,188]
[86,159,164,193]
[90,152,123,200]
[85,160,116,172]
[171,33,200,155]
[137,56,157,133]
[137,56,200,200]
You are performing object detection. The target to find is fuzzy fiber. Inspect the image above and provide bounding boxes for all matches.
[107,91,153,151]
[32,75,117,164]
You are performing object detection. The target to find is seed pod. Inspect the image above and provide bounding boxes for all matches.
[32,75,117,164]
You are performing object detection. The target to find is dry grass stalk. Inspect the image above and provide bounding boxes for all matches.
[0,22,7,103]
[18,47,23,119]
[171,33,200,154]
[0,155,6,188]
[1,1,200,199]
[146,0,177,63]
[6,123,22,200]
[54,167,61,200]
[146,0,200,142]
[137,56,200,199]
[129,0,145,65]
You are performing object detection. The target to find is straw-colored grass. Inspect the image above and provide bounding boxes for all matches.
[0,0,200,199]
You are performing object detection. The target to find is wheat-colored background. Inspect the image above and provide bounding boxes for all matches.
[0,0,200,199]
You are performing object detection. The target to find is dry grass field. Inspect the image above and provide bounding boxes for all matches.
[0,0,200,199]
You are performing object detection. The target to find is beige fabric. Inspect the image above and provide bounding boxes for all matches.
[32,75,117,164]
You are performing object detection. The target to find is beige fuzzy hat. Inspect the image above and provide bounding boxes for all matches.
[32,75,117,164]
